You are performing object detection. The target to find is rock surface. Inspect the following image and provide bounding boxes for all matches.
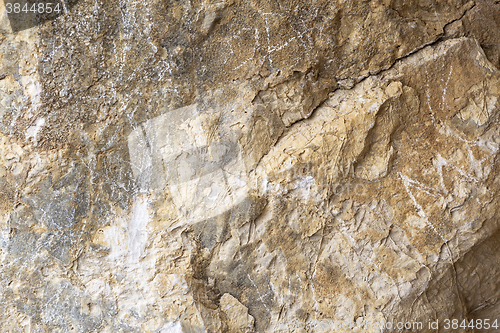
[1,0,500,332]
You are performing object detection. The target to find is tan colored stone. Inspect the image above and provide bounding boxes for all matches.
[220,293,255,333]
[1,1,500,332]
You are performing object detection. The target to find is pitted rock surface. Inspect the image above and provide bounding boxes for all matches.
[1,1,500,332]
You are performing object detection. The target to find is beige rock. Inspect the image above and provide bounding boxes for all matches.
[220,293,255,332]
[1,1,500,332]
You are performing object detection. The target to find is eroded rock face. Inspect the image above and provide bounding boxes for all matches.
[1,1,500,332]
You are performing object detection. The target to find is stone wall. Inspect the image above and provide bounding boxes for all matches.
[1,0,500,332]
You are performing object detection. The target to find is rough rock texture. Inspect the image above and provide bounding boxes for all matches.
[1,0,500,332]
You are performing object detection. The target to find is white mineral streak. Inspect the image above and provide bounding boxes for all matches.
[25,117,45,144]
[78,193,206,332]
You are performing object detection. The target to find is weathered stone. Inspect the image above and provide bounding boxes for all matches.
[220,293,255,332]
[1,1,500,332]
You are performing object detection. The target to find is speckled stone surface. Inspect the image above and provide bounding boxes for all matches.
[1,0,500,332]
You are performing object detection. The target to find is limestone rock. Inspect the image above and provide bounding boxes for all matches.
[1,1,500,333]
[220,293,255,333]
